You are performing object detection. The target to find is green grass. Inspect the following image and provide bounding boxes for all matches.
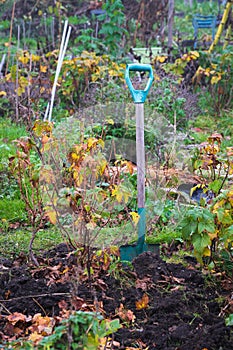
[0,118,27,141]
[0,118,27,170]
[146,229,183,245]
[0,198,27,222]
[0,226,64,258]
[93,222,137,247]
[0,119,28,223]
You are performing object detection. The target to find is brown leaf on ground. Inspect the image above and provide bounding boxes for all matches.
[117,303,136,323]
[135,293,149,310]
[7,312,26,325]
[28,313,55,337]
[135,277,153,291]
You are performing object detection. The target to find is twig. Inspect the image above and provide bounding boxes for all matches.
[0,292,71,302]
[0,302,12,314]
[32,298,47,316]
[5,1,15,76]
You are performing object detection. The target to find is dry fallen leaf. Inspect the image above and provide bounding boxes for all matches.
[7,312,26,325]
[135,293,149,310]
[135,277,153,291]
[117,303,136,323]
[29,313,55,337]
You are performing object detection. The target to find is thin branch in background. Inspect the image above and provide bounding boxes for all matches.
[5,1,15,76]
[51,16,55,49]
[27,53,32,126]
[22,19,26,49]
[43,13,48,38]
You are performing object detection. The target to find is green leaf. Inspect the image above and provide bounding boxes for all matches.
[181,219,198,239]
[192,232,211,254]
[209,179,222,194]
[225,224,233,236]
[225,314,233,326]
[222,211,233,225]
[198,220,215,234]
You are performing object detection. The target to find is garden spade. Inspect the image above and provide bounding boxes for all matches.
[119,63,158,262]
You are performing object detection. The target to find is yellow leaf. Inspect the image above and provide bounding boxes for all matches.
[189,51,199,59]
[212,199,226,213]
[71,152,79,160]
[16,86,25,96]
[40,65,48,73]
[154,73,160,81]
[97,159,107,175]
[87,137,98,150]
[18,55,29,65]
[106,118,114,125]
[136,293,149,310]
[208,228,218,240]
[31,54,41,62]
[19,76,29,88]
[130,211,140,225]
[46,210,57,225]
[211,75,221,84]
[75,173,83,186]
[203,247,211,257]
[73,170,79,180]
[111,186,123,203]
[156,55,167,63]
[227,190,233,207]
[28,332,43,343]
[62,267,69,274]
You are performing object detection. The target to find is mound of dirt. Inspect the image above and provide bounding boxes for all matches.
[0,244,232,349]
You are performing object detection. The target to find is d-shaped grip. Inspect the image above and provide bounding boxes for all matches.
[125,63,154,103]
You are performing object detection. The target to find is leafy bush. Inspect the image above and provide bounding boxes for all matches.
[180,134,233,271]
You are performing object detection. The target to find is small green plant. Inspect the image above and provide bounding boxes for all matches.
[180,206,215,263]
[38,311,121,350]
[150,74,187,128]
[180,186,233,272]
[180,134,233,269]
[225,314,233,327]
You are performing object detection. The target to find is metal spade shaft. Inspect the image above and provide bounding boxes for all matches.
[124,63,154,256]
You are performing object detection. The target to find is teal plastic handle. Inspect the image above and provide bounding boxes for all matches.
[125,63,154,103]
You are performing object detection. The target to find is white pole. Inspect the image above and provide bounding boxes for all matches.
[44,20,72,122]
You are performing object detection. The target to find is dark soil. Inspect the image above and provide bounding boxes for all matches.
[0,244,233,349]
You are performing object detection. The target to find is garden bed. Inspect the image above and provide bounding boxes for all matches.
[0,243,232,349]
